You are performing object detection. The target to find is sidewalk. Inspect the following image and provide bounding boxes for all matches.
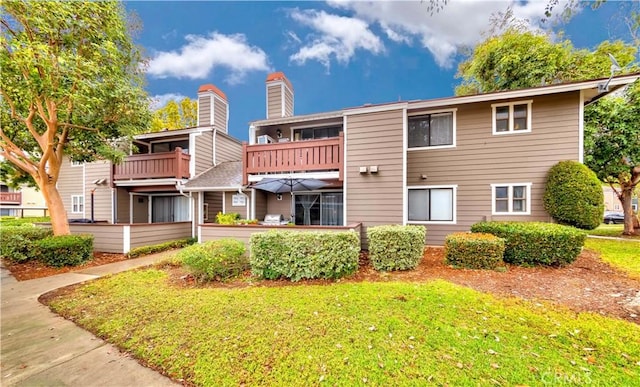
[1,252,181,387]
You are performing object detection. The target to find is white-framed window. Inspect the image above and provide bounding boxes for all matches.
[71,195,84,214]
[491,183,532,215]
[232,194,246,207]
[70,160,83,166]
[407,185,457,223]
[491,101,532,134]
[408,110,456,149]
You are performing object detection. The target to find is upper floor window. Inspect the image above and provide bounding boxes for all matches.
[492,101,532,134]
[293,126,341,141]
[408,111,455,149]
[151,139,189,154]
[71,195,84,214]
[491,183,531,215]
[407,185,456,223]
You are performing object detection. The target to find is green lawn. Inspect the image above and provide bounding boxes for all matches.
[49,270,640,386]
[585,238,640,279]
[589,224,640,239]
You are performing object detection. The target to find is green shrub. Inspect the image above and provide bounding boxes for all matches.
[179,239,248,282]
[250,230,360,281]
[470,221,586,266]
[444,233,505,270]
[543,160,604,230]
[0,216,51,227]
[216,212,240,225]
[0,225,53,262]
[367,225,426,271]
[126,237,196,258]
[36,234,94,267]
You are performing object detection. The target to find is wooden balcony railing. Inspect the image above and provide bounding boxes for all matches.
[243,133,343,184]
[0,192,21,204]
[112,148,190,181]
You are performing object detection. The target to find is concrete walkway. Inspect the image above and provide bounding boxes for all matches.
[1,253,180,387]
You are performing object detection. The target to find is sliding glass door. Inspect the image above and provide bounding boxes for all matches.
[294,192,343,226]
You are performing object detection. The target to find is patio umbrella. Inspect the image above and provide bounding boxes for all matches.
[251,177,329,221]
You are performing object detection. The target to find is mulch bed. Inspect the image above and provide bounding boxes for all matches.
[6,247,640,324]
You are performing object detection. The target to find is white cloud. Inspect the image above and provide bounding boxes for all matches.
[149,93,187,110]
[288,9,384,70]
[327,0,560,68]
[147,32,270,84]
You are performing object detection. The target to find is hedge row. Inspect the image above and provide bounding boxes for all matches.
[367,225,426,271]
[470,221,586,266]
[0,226,93,267]
[126,237,196,258]
[250,230,360,281]
[444,232,505,270]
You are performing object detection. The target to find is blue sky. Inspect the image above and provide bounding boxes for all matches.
[126,1,633,141]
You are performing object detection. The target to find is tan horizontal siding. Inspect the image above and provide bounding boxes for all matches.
[254,190,268,221]
[57,158,85,217]
[115,188,130,223]
[284,88,294,116]
[84,161,112,222]
[224,192,249,219]
[195,131,214,175]
[204,192,223,222]
[214,97,228,133]
[69,224,124,253]
[215,133,242,164]
[198,94,211,126]
[129,222,192,248]
[267,84,282,119]
[346,109,405,248]
[407,92,579,244]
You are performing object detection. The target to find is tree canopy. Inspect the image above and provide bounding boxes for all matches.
[0,0,150,234]
[150,97,198,132]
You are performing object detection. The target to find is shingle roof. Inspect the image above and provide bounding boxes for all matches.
[183,161,243,190]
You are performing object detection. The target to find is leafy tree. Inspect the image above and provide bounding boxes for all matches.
[0,1,150,235]
[543,161,604,230]
[584,81,640,234]
[150,97,197,132]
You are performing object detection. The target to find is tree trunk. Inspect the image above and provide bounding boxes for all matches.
[40,181,70,235]
[620,186,635,235]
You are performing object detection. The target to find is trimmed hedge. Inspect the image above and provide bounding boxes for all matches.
[179,239,248,282]
[367,225,426,271]
[543,160,604,230]
[36,234,94,267]
[0,225,53,263]
[126,237,196,258]
[470,221,586,266]
[250,230,360,281]
[444,232,505,270]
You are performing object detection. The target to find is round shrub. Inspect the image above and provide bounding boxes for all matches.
[444,232,505,270]
[36,234,93,267]
[367,225,426,271]
[0,225,53,263]
[179,238,248,282]
[543,160,604,230]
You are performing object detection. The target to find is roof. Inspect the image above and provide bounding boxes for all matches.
[198,84,227,101]
[266,71,294,91]
[133,126,212,141]
[182,161,243,190]
[250,72,640,127]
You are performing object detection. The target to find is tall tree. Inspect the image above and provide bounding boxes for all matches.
[0,1,150,235]
[150,97,197,132]
[584,81,640,235]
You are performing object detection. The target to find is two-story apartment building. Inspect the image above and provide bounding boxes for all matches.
[60,71,639,250]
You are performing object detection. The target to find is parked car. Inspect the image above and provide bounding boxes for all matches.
[603,212,625,224]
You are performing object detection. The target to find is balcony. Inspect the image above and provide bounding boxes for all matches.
[243,133,343,184]
[112,148,190,181]
[0,192,21,204]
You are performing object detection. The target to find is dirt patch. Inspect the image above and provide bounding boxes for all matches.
[9,247,639,324]
[165,248,640,323]
[1,252,130,281]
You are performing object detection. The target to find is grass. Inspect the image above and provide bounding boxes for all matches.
[589,224,640,239]
[585,238,640,279]
[0,216,50,226]
[49,271,640,386]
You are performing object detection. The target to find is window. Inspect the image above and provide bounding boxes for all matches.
[232,194,246,206]
[492,101,532,134]
[294,192,343,226]
[408,112,455,148]
[407,186,456,223]
[491,183,531,215]
[70,160,83,166]
[293,126,341,141]
[71,195,84,214]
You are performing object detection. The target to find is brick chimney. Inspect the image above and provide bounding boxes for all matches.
[197,84,228,133]
[266,72,294,119]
